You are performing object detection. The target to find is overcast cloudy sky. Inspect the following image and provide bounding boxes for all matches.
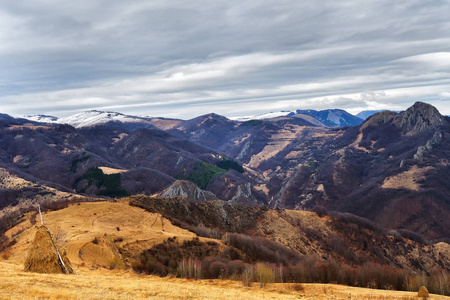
[1,1,450,119]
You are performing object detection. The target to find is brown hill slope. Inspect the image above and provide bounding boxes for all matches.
[1,199,449,296]
[129,195,450,274]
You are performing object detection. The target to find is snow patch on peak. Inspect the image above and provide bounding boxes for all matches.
[23,110,158,128]
[60,110,156,128]
[231,111,291,121]
[23,115,60,123]
[326,110,344,124]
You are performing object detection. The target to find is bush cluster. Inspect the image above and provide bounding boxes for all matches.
[223,233,301,266]
[132,234,444,293]
[216,159,244,173]
[74,167,128,197]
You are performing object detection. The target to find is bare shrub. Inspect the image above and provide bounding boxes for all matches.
[221,246,241,260]
[407,272,429,292]
[53,226,67,246]
[291,283,305,292]
[227,260,245,276]
[429,269,450,296]
[193,223,223,239]
[255,263,275,288]
[224,232,300,265]
[242,264,253,287]
[29,212,37,225]
[331,212,385,234]
[176,257,203,279]
[208,261,227,279]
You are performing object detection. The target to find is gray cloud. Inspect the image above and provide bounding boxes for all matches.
[1,0,450,118]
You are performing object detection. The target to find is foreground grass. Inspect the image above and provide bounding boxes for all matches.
[1,261,449,299]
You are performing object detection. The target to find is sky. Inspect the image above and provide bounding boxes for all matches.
[1,1,450,119]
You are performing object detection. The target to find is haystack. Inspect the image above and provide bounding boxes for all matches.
[24,226,75,274]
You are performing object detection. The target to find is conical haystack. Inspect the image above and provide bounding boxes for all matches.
[24,226,74,274]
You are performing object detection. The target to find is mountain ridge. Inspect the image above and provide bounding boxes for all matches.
[23,107,366,129]
[2,101,449,240]
[24,110,181,129]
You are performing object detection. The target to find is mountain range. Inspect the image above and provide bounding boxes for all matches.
[24,108,370,129]
[0,102,448,241]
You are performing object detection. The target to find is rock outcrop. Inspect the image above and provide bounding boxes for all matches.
[396,101,447,133]
[160,180,218,202]
[414,131,444,160]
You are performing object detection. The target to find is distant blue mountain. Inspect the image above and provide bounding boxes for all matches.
[289,109,364,127]
[356,110,405,120]
[0,113,14,121]
[356,110,387,120]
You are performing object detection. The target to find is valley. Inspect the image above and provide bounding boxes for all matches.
[0,102,449,298]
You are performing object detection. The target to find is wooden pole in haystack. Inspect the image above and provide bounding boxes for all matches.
[35,204,78,275]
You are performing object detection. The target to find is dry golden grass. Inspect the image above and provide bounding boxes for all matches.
[2,202,450,299]
[148,119,183,130]
[246,125,305,169]
[382,166,433,191]
[5,202,196,268]
[98,167,128,174]
[349,132,371,153]
[1,261,449,299]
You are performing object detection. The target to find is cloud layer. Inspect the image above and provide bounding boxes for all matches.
[1,0,450,118]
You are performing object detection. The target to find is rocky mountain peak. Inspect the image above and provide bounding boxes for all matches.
[396,101,447,133]
[160,180,219,202]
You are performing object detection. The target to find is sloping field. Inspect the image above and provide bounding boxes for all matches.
[1,202,449,299]
[0,261,448,299]
[5,201,196,268]
[382,166,433,191]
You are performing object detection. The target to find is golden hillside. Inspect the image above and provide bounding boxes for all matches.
[1,201,449,299]
[5,201,196,269]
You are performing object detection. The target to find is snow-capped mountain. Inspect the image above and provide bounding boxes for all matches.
[24,114,60,123]
[25,108,365,129]
[290,109,364,127]
[233,109,364,127]
[23,110,159,128]
[231,111,292,121]
[59,110,155,128]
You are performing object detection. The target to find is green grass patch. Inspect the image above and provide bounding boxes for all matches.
[185,162,226,189]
